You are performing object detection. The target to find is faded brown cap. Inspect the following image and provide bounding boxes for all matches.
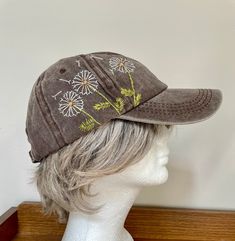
[25,51,222,163]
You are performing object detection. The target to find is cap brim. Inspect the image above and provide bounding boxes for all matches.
[116,88,222,125]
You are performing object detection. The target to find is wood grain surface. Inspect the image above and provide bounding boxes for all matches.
[0,207,18,241]
[0,201,234,240]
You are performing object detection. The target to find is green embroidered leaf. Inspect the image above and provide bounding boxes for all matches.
[93,101,111,111]
[120,88,134,97]
[114,97,124,112]
[79,118,95,132]
[134,93,142,106]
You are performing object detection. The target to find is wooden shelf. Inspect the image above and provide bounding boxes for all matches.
[1,202,235,241]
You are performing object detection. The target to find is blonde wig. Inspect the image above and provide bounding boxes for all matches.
[33,119,173,223]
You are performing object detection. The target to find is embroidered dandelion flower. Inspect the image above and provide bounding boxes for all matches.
[71,69,121,114]
[72,70,98,95]
[109,57,135,73]
[58,91,84,117]
[109,56,141,107]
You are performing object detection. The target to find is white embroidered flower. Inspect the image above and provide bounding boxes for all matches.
[109,57,135,73]
[58,91,84,117]
[72,70,98,95]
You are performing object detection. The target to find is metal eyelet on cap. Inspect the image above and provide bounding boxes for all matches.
[59,68,66,74]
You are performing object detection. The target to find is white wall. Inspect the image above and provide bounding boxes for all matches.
[0,0,234,216]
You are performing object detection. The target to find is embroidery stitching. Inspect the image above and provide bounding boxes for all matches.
[52,90,62,100]
[59,78,71,84]
[109,56,142,107]
[58,91,84,117]
[71,70,122,115]
[72,70,98,95]
[109,57,135,73]
[52,54,143,133]
[58,90,101,131]
[75,60,81,67]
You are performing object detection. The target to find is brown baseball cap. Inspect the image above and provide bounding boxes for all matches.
[25,51,222,163]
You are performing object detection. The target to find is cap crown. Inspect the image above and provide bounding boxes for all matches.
[26,51,167,162]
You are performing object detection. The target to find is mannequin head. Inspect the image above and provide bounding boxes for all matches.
[112,125,170,188]
[34,119,173,223]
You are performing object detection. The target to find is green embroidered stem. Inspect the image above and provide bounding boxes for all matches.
[127,72,136,106]
[74,106,101,125]
[90,86,121,114]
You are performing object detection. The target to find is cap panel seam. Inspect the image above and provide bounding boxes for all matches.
[39,82,67,146]
[91,57,121,92]
[90,56,133,109]
[34,85,61,149]
[79,55,121,104]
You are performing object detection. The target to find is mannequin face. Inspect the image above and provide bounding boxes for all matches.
[116,127,170,187]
